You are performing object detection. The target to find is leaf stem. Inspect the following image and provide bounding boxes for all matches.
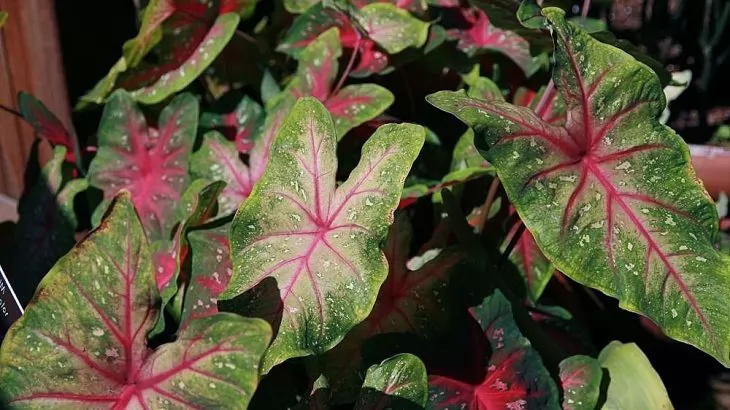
[0,103,23,119]
[333,35,361,95]
[478,177,501,233]
[533,80,556,119]
[499,220,525,268]
[581,0,592,17]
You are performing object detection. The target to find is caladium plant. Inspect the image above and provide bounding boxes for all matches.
[5,0,725,407]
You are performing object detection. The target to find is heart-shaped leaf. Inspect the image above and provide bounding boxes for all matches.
[12,145,88,306]
[427,8,730,365]
[79,1,243,106]
[427,290,559,409]
[191,101,291,216]
[277,3,353,58]
[88,90,198,240]
[354,353,428,409]
[223,97,425,372]
[0,192,271,408]
[149,179,225,336]
[559,355,602,410]
[18,92,77,164]
[598,341,672,409]
[287,28,394,139]
[449,7,538,76]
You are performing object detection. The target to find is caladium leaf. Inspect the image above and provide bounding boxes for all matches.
[149,179,225,336]
[199,95,264,153]
[18,92,77,164]
[352,3,430,54]
[449,7,538,76]
[559,355,602,410]
[12,145,88,306]
[287,28,394,139]
[320,213,463,400]
[88,90,197,240]
[597,341,672,409]
[191,103,291,216]
[513,85,566,125]
[277,4,352,58]
[123,0,176,67]
[181,222,233,331]
[352,0,428,14]
[80,1,242,106]
[223,97,425,372]
[0,192,272,408]
[354,353,428,410]
[427,290,559,409]
[427,8,730,365]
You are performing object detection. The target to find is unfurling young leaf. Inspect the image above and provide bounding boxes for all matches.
[354,353,428,410]
[427,290,559,409]
[12,145,88,306]
[223,97,425,372]
[0,192,271,408]
[428,7,730,366]
[88,90,198,240]
[286,28,394,139]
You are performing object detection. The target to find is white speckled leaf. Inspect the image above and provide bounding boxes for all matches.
[88,90,198,240]
[0,192,271,409]
[224,97,425,372]
[354,353,428,409]
[354,3,430,54]
[427,8,730,366]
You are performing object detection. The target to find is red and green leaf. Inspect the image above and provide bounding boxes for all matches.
[122,0,176,67]
[88,90,197,240]
[181,222,233,331]
[353,3,430,55]
[191,101,291,216]
[449,7,538,76]
[427,8,730,366]
[427,290,559,409]
[79,1,243,106]
[12,145,88,305]
[284,0,320,14]
[199,95,264,153]
[18,92,77,164]
[277,4,354,58]
[513,85,566,125]
[149,179,225,336]
[286,28,394,139]
[223,98,425,372]
[559,355,602,410]
[354,353,428,409]
[0,192,271,408]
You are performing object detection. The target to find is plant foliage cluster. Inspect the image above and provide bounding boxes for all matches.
[0,0,722,408]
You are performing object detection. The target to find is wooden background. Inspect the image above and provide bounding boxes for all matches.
[0,0,71,201]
